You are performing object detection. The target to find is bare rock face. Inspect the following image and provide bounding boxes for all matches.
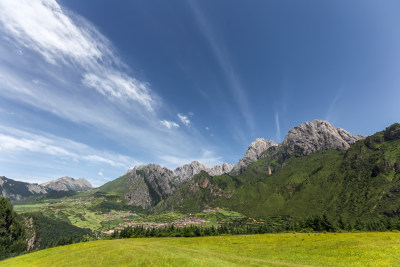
[124,164,182,209]
[282,120,365,156]
[122,161,234,209]
[0,176,48,201]
[41,176,92,191]
[173,161,209,181]
[208,163,235,176]
[27,184,48,194]
[232,139,278,174]
[231,120,364,174]
[173,161,234,181]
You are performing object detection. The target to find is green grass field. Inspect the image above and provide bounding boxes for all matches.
[2,232,400,266]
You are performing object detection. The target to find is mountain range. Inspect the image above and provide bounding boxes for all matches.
[0,176,92,201]
[97,119,368,214]
[4,119,400,223]
[158,121,400,221]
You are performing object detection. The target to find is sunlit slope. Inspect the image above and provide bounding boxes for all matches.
[2,233,400,266]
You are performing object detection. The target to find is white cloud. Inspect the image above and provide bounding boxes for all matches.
[0,127,138,169]
[160,120,180,129]
[205,126,210,130]
[98,171,103,176]
[178,113,191,126]
[0,0,102,65]
[0,0,155,111]
[0,0,225,182]
[82,71,154,111]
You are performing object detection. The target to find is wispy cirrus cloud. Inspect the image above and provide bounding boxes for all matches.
[275,112,281,142]
[0,127,138,169]
[0,0,224,183]
[0,0,155,111]
[188,1,256,139]
[178,113,191,127]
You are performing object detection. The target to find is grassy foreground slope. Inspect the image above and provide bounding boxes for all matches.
[2,233,400,267]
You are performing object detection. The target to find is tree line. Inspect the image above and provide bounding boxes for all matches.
[111,214,400,239]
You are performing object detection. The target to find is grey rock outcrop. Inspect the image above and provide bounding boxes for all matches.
[173,161,209,181]
[124,164,182,209]
[173,161,234,181]
[232,139,278,174]
[41,176,92,191]
[208,162,235,176]
[0,176,48,201]
[121,161,234,209]
[231,120,364,174]
[282,120,365,156]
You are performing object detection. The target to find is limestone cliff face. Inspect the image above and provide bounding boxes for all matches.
[41,176,92,191]
[231,120,364,174]
[208,163,235,176]
[124,164,182,209]
[282,120,365,156]
[231,139,278,174]
[173,161,234,181]
[122,162,234,209]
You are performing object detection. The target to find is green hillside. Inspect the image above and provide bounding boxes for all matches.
[159,124,400,222]
[2,233,400,266]
[96,173,130,196]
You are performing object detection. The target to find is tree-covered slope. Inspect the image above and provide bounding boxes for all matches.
[0,196,26,260]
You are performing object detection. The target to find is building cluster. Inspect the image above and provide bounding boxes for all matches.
[172,217,207,227]
[103,212,137,222]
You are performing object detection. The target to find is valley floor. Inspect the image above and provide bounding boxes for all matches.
[2,232,400,266]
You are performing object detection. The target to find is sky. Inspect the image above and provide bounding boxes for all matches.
[0,0,399,186]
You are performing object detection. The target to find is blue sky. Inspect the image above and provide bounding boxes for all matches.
[0,0,399,186]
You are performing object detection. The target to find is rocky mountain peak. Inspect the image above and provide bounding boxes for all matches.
[173,161,234,180]
[232,138,278,174]
[124,164,181,209]
[41,176,92,191]
[282,119,365,156]
[173,161,208,181]
[121,161,234,209]
[208,163,235,176]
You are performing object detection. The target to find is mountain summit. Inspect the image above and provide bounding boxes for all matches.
[41,176,92,191]
[232,120,364,174]
[282,120,365,156]
[232,139,278,174]
[173,161,234,181]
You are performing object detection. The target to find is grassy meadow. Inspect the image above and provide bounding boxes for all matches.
[2,232,400,266]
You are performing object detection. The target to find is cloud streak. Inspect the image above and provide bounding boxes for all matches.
[188,1,256,137]
[0,0,155,111]
[275,112,281,142]
[0,0,225,182]
[0,127,137,169]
